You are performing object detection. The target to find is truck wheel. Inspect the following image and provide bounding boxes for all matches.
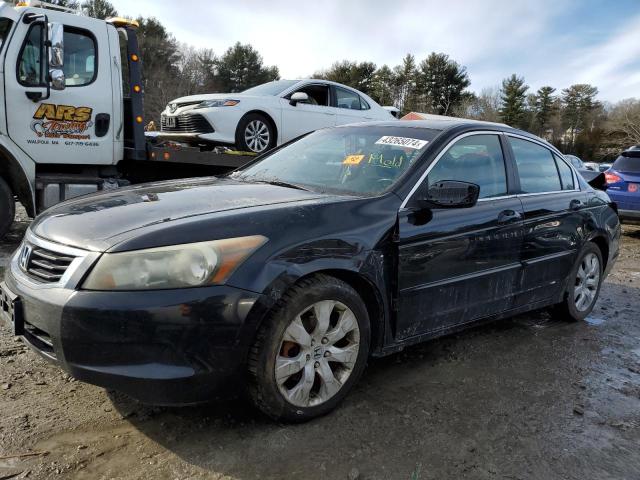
[551,242,603,322]
[0,177,15,239]
[236,113,275,154]
[248,274,370,422]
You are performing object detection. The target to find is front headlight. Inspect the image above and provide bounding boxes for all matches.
[82,236,267,291]
[194,99,240,109]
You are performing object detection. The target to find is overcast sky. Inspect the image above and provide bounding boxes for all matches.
[109,0,640,103]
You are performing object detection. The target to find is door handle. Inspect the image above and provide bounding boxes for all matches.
[497,209,523,224]
[570,199,584,211]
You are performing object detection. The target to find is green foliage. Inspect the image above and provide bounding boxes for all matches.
[417,53,471,115]
[215,42,279,93]
[315,60,377,95]
[499,74,529,128]
[81,0,117,19]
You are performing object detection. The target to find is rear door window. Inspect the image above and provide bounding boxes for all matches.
[554,154,575,190]
[510,137,562,193]
[335,87,363,110]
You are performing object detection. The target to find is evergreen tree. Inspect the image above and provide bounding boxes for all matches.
[215,42,279,93]
[417,52,471,115]
[499,74,529,128]
[534,86,556,137]
[81,0,117,19]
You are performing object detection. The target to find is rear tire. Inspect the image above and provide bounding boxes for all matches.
[0,177,15,240]
[551,242,603,321]
[235,113,276,154]
[247,274,370,422]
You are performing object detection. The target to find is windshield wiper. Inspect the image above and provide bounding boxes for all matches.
[237,176,311,192]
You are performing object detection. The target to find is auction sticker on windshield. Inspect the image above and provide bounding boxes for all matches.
[375,136,428,149]
[343,154,365,165]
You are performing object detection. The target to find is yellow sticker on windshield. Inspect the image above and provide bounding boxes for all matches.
[343,154,365,165]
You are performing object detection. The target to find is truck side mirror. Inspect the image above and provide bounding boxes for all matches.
[48,23,65,90]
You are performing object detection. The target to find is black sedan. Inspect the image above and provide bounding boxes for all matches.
[1,119,620,422]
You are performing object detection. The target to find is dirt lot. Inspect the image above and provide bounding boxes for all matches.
[1,206,640,480]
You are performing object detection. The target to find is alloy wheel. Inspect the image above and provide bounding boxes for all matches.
[574,252,600,312]
[244,120,270,153]
[275,300,360,407]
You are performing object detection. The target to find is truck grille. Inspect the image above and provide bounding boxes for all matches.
[161,113,214,134]
[23,246,77,283]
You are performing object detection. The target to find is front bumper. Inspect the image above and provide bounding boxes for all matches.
[2,269,262,405]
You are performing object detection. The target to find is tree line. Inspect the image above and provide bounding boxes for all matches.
[14,0,640,160]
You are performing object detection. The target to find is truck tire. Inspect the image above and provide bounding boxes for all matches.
[235,113,276,154]
[0,177,15,239]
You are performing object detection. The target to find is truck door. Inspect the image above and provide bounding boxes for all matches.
[4,11,114,166]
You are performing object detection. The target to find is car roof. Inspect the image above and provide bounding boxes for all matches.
[339,116,511,133]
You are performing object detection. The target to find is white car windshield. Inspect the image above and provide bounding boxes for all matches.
[233,126,440,196]
[242,80,299,96]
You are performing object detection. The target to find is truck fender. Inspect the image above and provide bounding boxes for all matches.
[0,141,36,217]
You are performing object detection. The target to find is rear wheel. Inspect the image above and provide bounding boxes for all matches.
[236,113,275,154]
[248,274,370,422]
[0,177,15,239]
[552,243,603,321]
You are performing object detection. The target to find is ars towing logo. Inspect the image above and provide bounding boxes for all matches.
[30,103,93,140]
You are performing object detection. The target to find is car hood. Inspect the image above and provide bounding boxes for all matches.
[30,177,333,252]
[170,93,270,104]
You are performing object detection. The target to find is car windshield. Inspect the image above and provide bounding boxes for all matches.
[0,18,13,51]
[242,80,300,96]
[613,154,640,173]
[232,126,439,196]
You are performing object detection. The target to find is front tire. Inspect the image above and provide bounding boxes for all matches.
[236,113,276,154]
[248,274,370,422]
[552,242,603,321]
[0,177,15,239]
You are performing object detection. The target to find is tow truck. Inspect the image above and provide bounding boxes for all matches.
[0,0,254,238]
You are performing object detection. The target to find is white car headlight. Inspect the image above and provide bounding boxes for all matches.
[194,99,240,109]
[83,236,267,291]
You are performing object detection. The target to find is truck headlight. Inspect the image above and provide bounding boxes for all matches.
[194,99,240,109]
[82,236,267,291]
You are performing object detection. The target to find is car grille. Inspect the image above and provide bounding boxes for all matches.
[161,113,214,134]
[24,246,77,283]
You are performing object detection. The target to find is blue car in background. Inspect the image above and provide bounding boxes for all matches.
[605,145,640,223]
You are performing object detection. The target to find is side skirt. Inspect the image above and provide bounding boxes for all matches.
[376,297,554,357]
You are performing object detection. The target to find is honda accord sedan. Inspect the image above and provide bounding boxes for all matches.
[1,118,620,422]
[159,79,394,153]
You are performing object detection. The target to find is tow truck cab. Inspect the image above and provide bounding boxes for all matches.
[0,1,241,239]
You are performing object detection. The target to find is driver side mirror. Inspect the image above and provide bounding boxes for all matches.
[421,180,480,209]
[290,91,309,106]
[48,22,65,91]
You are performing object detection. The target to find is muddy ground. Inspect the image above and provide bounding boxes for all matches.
[1,206,640,480]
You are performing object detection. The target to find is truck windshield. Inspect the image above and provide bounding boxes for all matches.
[242,80,299,96]
[233,126,440,196]
[0,18,13,51]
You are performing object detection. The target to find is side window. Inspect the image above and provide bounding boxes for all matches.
[336,87,362,110]
[510,137,562,194]
[18,26,97,87]
[63,29,97,86]
[427,134,508,199]
[554,154,575,190]
[18,24,45,86]
[289,84,330,106]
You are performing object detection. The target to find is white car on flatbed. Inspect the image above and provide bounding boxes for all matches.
[160,79,395,153]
